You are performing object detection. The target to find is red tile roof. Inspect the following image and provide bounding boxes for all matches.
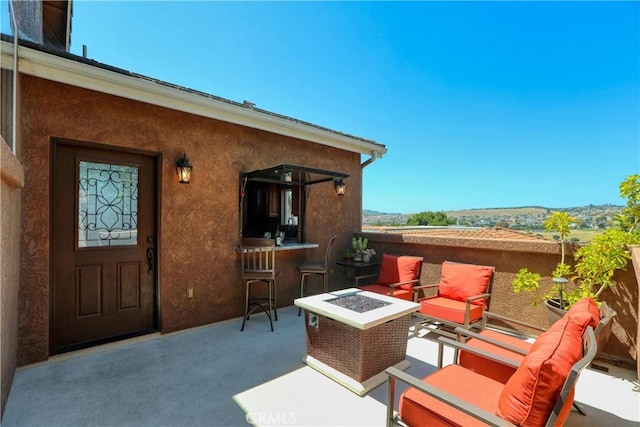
[362,226,548,241]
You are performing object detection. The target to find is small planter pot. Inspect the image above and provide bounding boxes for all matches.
[362,254,371,263]
[353,252,363,262]
[545,298,567,326]
[545,297,613,354]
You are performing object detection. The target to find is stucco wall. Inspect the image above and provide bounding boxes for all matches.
[630,245,640,377]
[358,231,639,364]
[17,75,362,365]
[1,137,24,416]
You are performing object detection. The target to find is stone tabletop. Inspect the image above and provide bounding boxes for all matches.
[294,288,420,330]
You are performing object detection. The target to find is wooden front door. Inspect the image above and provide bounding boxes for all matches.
[51,140,158,354]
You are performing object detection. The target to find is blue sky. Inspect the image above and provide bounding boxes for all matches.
[4,1,639,213]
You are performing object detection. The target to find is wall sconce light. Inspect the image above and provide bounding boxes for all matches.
[334,178,346,196]
[176,153,193,184]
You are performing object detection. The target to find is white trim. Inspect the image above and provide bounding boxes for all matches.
[0,40,386,156]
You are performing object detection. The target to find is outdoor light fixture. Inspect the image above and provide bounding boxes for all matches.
[176,153,193,184]
[334,178,346,196]
[553,277,568,310]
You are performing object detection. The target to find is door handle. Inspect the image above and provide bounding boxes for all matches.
[146,248,155,275]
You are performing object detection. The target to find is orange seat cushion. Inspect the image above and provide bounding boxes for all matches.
[419,296,484,324]
[458,329,530,383]
[400,364,504,427]
[360,284,413,301]
[497,297,599,426]
[377,254,422,291]
[438,261,494,309]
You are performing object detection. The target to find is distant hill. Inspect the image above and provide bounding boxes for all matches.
[363,204,624,227]
[365,204,624,218]
[363,209,402,217]
[444,207,550,218]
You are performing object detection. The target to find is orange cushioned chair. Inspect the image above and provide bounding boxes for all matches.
[415,261,495,338]
[457,298,608,380]
[386,300,599,427]
[355,253,423,301]
[455,298,612,416]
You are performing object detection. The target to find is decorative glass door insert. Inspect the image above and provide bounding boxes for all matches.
[78,161,139,247]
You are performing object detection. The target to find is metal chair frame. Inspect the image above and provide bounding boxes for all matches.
[297,235,337,316]
[386,326,598,427]
[414,262,495,340]
[451,302,616,415]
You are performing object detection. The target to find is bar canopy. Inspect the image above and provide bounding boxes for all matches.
[242,164,349,186]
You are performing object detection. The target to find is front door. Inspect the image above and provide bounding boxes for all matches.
[51,140,158,354]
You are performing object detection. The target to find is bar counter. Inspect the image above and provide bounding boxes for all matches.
[275,242,319,251]
[235,241,319,252]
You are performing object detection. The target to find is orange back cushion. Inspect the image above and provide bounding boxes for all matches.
[437,262,494,309]
[566,297,600,329]
[497,297,599,426]
[377,254,423,291]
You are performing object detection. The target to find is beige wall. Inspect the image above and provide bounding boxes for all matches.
[1,138,24,416]
[17,76,363,365]
[358,231,638,364]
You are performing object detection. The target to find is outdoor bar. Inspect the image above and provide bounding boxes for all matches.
[239,164,349,246]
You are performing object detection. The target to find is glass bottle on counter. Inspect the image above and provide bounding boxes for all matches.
[275,226,282,246]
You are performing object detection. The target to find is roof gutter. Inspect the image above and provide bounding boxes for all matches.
[361,150,379,169]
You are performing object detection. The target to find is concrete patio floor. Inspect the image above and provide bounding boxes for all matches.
[3,306,639,427]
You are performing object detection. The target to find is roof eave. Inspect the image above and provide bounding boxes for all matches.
[0,40,386,157]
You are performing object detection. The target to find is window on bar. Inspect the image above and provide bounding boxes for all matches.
[241,180,302,243]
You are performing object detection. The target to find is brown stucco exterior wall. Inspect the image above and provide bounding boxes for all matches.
[358,231,638,365]
[17,75,362,365]
[1,138,24,416]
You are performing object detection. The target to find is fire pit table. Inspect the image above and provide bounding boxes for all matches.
[294,288,419,395]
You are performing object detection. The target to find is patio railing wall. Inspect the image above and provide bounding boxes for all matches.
[350,231,638,367]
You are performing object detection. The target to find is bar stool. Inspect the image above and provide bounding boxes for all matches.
[240,238,278,331]
[297,234,337,316]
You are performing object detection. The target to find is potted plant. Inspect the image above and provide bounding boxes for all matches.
[568,175,640,308]
[512,211,578,312]
[568,174,640,298]
[343,248,354,261]
[362,248,376,263]
[512,174,640,323]
[352,237,368,262]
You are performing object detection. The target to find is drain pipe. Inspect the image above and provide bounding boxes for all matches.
[9,1,18,155]
[361,150,379,169]
[65,0,73,51]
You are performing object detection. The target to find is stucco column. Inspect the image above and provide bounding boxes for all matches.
[1,138,25,416]
[631,245,640,379]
